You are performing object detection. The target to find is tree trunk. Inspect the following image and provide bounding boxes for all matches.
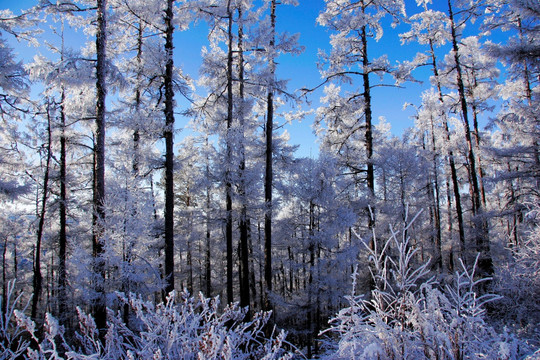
[31,102,53,321]
[225,0,234,305]
[205,138,212,298]
[258,221,264,309]
[58,89,68,325]
[133,22,143,177]
[359,2,375,236]
[361,23,374,199]
[429,39,466,259]
[360,3,376,294]
[237,8,250,319]
[163,0,176,298]
[122,21,144,327]
[428,119,443,269]
[264,0,276,314]
[248,225,257,309]
[470,73,487,207]
[422,116,442,270]
[448,0,492,277]
[306,200,315,359]
[92,0,108,340]
[518,20,540,190]
[2,236,7,317]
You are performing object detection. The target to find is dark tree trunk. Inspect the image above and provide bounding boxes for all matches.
[248,225,257,309]
[133,22,143,177]
[205,138,212,298]
[2,236,7,317]
[31,102,53,321]
[359,2,375,236]
[237,8,250,319]
[225,0,234,305]
[187,232,193,294]
[448,138,466,258]
[93,0,107,340]
[360,3,376,293]
[163,0,176,298]
[306,201,315,359]
[470,73,487,208]
[448,0,492,277]
[264,0,276,313]
[258,221,264,309]
[429,39,466,259]
[361,24,374,199]
[428,118,443,269]
[506,162,518,246]
[449,6,481,217]
[58,89,68,325]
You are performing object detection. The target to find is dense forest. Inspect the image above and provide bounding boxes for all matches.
[0,0,539,358]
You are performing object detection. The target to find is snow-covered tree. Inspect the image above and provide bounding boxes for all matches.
[0,9,33,199]
[316,0,406,206]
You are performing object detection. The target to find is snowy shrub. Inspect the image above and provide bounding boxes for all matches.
[323,211,528,360]
[6,287,292,359]
[492,202,540,342]
[0,281,30,359]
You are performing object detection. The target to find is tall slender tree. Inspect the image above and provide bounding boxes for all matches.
[92,0,108,338]
[237,6,251,318]
[446,0,493,276]
[31,101,53,321]
[225,0,235,304]
[58,87,68,323]
[163,0,176,297]
[401,4,466,263]
[263,0,276,314]
[316,0,406,222]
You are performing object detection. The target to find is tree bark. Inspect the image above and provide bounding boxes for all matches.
[163,0,176,298]
[58,89,68,325]
[31,102,53,321]
[428,116,443,269]
[469,72,487,207]
[2,236,7,317]
[237,8,250,319]
[92,0,107,340]
[306,200,315,359]
[205,138,212,298]
[359,0,375,235]
[133,22,143,177]
[264,0,276,313]
[225,0,234,305]
[361,23,374,199]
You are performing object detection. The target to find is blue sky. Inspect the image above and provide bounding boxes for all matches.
[2,0,483,158]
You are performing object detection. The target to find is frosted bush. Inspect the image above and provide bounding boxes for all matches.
[492,202,540,340]
[0,281,30,359]
[323,212,528,359]
[4,286,293,359]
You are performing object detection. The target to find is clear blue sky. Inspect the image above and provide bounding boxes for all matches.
[2,0,457,158]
